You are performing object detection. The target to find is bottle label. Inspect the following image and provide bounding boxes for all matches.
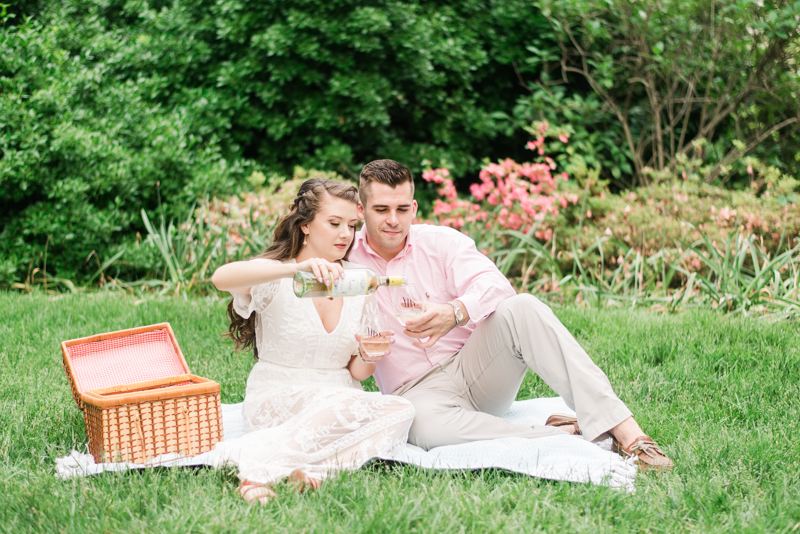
[330,271,369,296]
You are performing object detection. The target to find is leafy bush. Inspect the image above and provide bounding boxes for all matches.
[80,168,348,296]
[0,11,250,284]
[515,0,800,188]
[425,125,800,315]
[0,0,553,285]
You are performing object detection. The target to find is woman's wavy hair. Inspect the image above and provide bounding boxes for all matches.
[225,178,359,360]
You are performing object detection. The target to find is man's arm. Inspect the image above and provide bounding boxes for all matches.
[443,230,517,325]
[403,228,516,349]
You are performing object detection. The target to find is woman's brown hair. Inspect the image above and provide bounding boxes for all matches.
[225,178,359,359]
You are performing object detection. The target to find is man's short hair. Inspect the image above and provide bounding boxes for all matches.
[359,159,414,206]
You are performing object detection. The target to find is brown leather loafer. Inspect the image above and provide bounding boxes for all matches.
[612,435,674,471]
[545,413,582,435]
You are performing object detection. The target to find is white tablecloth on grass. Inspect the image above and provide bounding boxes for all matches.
[55,396,636,491]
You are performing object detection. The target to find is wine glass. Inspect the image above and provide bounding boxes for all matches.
[358,314,391,362]
[392,285,425,326]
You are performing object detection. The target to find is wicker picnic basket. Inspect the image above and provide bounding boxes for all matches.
[61,323,223,464]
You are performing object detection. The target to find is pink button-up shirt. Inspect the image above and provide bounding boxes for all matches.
[349,224,517,394]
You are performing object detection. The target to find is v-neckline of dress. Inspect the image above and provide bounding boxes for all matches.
[309,297,347,335]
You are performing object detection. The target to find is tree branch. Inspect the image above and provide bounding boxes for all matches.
[706,116,800,183]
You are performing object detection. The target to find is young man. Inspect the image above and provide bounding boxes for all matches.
[348,159,673,471]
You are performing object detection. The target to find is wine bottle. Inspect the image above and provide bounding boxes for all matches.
[293,268,406,298]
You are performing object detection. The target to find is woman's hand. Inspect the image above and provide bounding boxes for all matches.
[354,330,395,363]
[296,257,345,288]
[348,330,393,381]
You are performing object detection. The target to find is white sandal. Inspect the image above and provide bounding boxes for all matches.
[238,479,277,505]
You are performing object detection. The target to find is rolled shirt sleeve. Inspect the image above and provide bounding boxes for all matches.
[440,228,517,325]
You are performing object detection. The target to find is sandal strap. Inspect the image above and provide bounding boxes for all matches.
[239,482,276,502]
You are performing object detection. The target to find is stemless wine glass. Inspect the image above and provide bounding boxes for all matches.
[392,284,425,327]
[358,314,391,362]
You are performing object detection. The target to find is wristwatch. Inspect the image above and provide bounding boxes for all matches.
[447,300,465,327]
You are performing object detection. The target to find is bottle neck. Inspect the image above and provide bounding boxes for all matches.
[379,275,406,287]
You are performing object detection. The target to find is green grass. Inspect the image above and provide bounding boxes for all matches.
[1,291,799,533]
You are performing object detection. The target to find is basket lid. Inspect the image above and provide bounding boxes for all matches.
[62,323,191,396]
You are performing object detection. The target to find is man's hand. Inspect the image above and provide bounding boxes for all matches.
[402,302,457,349]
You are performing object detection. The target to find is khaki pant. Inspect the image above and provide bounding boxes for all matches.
[393,294,632,450]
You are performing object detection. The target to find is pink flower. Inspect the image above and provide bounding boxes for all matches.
[432,199,453,215]
[470,183,485,200]
[558,133,569,143]
[537,122,549,135]
[441,179,458,200]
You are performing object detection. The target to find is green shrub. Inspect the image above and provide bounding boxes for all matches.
[0,11,250,283]
[516,0,800,188]
[0,0,553,285]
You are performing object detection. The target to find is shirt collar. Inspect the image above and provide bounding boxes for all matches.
[355,225,414,260]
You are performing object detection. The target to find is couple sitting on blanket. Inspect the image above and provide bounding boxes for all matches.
[211,159,673,505]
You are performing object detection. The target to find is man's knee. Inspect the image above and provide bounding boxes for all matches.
[405,398,459,450]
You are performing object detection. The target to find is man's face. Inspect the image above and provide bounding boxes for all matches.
[358,181,417,261]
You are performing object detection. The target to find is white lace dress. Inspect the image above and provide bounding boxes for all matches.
[213,259,415,484]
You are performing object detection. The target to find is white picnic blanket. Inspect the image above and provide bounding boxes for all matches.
[55,397,636,491]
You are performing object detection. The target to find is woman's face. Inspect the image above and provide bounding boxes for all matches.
[301,195,358,261]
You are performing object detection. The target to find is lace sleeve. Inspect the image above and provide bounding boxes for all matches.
[230,259,282,318]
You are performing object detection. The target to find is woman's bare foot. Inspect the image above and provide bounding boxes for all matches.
[238,479,277,505]
[288,469,322,492]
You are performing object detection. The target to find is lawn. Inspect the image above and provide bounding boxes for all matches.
[1,291,799,533]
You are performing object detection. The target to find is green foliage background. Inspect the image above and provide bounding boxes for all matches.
[1,0,798,286]
[1,0,551,283]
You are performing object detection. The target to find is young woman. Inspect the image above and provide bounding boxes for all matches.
[211,178,415,504]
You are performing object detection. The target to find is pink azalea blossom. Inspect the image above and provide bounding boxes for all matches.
[537,122,549,135]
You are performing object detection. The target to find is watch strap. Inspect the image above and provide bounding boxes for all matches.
[447,300,464,326]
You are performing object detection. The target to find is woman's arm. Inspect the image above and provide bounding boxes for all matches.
[211,258,345,294]
[211,260,298,294]
[348,352,377,382]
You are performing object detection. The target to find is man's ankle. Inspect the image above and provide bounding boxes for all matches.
[609,416,645,448]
